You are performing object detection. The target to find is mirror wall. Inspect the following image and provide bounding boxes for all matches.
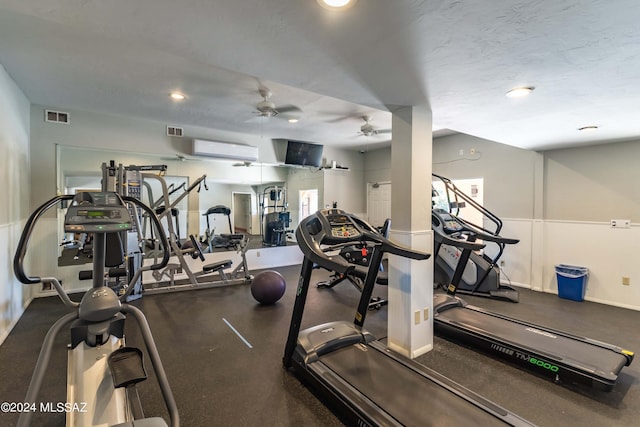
[57,145,289,265]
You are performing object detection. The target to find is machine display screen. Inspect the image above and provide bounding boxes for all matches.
[329,214,350,225]
[79,209,122,219]
[444,220,462,232]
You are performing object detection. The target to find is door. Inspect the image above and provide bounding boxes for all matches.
[367,182,391,228]
[232,192,252,234]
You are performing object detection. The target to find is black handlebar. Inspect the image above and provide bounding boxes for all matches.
[296,217,355,274]
[14,194,171,288]
[296,210,430,273]
[431,209,519,251]
[433,173,504,236]
[464,220,519,245]
[122,196,171,271]
[14,195,75,284]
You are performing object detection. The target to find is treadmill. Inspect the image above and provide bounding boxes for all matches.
[283,208,534,426]
[432,208,635,391]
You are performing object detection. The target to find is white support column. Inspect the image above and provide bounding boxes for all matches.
[531,152,545,291]
[387,105,434,359]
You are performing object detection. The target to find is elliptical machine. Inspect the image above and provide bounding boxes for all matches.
[13,192,179,427]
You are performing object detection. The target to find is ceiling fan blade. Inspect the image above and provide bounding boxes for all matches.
[275,105,302,114]
[375,128,392,135]
[245,115,269,123]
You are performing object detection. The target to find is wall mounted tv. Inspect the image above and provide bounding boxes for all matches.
[284,140,324,167]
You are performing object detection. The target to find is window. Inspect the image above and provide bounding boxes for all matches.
[299,189,318,223]
[432,178,484,227]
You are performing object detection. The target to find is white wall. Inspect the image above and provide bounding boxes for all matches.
[544,141,640,222]
[542,141,640,308]
[26,106,292,294]
[30,105,286,209]
[542,221,640,309]
[0,64,31,344]
[27,105,363,295]
[322,146,366,216]
[362,133,640,311]
[364,147,392,184]
[283,147,366,233]
[285,167,325,231]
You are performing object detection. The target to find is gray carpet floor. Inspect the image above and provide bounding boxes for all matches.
[0,265,638,426]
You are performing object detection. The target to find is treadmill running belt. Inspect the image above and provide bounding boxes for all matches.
[319,343,511,426]
[437,306,628,381]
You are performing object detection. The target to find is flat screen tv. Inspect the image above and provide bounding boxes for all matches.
[284,140,324,167]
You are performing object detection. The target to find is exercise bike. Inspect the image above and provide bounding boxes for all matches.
[13,192,179,427]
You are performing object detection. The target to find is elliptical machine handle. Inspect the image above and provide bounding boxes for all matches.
[122,196,170,270]
[14,195,75,284]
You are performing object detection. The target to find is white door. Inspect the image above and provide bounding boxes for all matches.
[299,189,318,223]
[232,193,252,233]
[367,182,391,227]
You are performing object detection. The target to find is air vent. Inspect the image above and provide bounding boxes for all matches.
[45,110,70,124]
[166,125,184,137]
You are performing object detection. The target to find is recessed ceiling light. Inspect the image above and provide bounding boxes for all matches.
[578,125,598,132]
[317,0,358,10]
[505,86,535,98]
[288,118,299,123]
[170,92,186,101]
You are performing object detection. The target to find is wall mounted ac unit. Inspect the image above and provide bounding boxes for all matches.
[192,139,259,162]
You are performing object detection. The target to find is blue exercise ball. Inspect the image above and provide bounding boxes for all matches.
[251,270,286,305]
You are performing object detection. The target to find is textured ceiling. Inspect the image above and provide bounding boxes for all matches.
[1,0,639,152]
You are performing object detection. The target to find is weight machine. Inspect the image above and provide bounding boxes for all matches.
[143,174,253,294]
[259,185,291,246]
[101,160,171,300]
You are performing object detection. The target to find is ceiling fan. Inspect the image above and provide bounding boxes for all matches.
[254,86,302,118]
[359,115,391,137]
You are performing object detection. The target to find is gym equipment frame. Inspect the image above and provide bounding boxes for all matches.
[14,192,179,427]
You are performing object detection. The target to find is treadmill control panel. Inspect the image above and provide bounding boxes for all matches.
[65,192,133,233]
[327,212,362,240]
[296,208,429,277]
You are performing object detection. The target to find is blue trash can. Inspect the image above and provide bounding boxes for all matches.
[555,264,589,301]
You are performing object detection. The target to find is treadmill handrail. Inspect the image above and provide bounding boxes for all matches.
[330,212,430,261]
[296,217,354,275]
[296,210,429,275]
